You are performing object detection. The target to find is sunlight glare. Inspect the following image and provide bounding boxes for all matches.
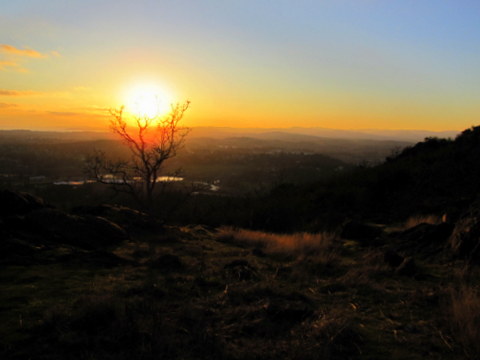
[124,84,172,119]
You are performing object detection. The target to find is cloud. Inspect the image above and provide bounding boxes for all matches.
[83,105,110,112]
[0,44,47,58]
[0,103,18,108]
[0,45,60,73]
[0,60,27,72]
[0,89,40,96]
[47,111,84,117]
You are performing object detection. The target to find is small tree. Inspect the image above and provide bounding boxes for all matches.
[87,101,190,212]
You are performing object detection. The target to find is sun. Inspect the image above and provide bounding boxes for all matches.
[124,84,173,119]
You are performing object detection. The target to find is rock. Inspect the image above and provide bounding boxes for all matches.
[395,257,417,276]
[25,208,128,249]
[384,249,404,268]
[83,215,129,245]
[72,204,160,231]
[0,190,47,217]
[445,197,480,260]
[449,215,480,260]
[340,221,383,242]
[394,222,454,258]
[399,222,454,244]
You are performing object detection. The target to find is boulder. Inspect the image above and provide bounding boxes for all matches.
[394,222,454,258]
[449,215,480,259]
[72,204,160,231]
[399,222,454,245]
[445,198,480,260]
[0,190,46,217]
[25,208,128,249]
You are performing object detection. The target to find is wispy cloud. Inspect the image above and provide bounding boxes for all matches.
[0,103,18,108]
[0,60,26,72]
[0,45,60,73]
[0,89,40,96]
[83,105,110,113]
[0,44,47,58]
[47,111,83,117]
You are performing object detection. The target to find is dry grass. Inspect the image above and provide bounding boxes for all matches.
[450,285,480,358]
[338,250,387,290]
[217,227,337,255]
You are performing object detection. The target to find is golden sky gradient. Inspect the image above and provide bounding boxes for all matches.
[1,1,479,131]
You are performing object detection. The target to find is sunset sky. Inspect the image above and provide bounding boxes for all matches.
[1,0,479,131]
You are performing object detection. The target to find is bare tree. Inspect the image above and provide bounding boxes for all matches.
[86,101,190,212]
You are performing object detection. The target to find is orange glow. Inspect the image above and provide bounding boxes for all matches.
[122,84,173,119]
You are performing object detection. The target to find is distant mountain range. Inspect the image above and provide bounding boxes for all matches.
[188,127,460,142]
[0,127,459,143]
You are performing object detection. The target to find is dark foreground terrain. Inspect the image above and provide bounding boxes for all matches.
[1,190,479,360]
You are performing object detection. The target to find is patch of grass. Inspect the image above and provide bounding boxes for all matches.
[0,223,471,359]
[295,309,362,360]
[217,227,337,256]
[338,250,388,290]
[21,294,226,360]
[449,285,480,359]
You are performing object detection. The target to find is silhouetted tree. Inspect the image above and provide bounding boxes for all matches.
[86,101,190,212]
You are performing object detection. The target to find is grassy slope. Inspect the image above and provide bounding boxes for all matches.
[0,224,471,360]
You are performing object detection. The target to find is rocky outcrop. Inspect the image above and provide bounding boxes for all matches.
[387,222,454,260]
[25,208,128,249]
[0,190,48,216]
[449,214,480,260]
[0,191,131,265]
[72,204,160,232]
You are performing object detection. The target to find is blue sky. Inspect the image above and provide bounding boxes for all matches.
[0,0,479,130]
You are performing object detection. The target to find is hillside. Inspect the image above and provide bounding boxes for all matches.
[2,127,480,359]
[231,126,480,232]
[1,189,480,359]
